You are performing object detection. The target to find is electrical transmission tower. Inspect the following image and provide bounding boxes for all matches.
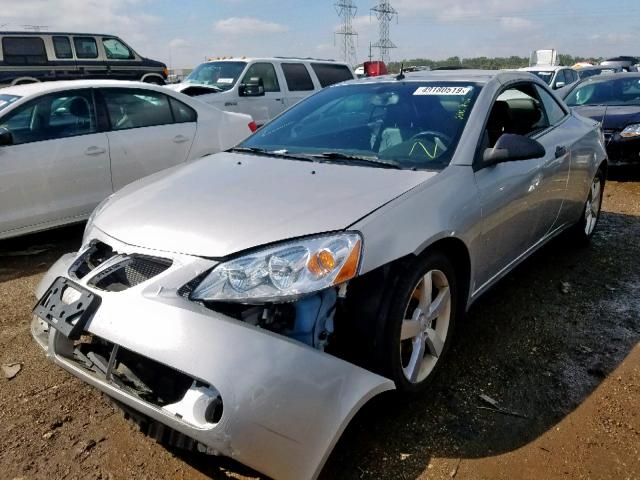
[371,0,397,63]
[334,0,358,66]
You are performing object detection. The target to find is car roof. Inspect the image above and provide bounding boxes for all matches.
[573,72,640,86]
[0,80,163,97]
[203,57,349,66]
[519,66,565,72]
[0,31,115,37]
[336,69,527,86]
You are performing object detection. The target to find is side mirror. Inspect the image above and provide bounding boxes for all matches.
[554,81,566,89]
[239,77,265,97]
[483,134,545,166]
[0,127,13,146]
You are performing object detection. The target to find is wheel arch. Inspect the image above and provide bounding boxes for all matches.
[11,77,40,85]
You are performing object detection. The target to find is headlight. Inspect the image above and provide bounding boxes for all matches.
[191,233,362,303]
[620,123,640,138]
[82,195,113,244]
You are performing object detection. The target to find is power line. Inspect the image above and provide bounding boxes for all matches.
[371,0,397,64]
[334,0,358,66]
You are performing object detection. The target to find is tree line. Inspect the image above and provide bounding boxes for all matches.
[387,55,603,71]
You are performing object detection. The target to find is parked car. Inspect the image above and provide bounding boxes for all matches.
[0,80,255,240]
[167,57,355,126]
[600,56,639,72]
[32,70,606,480]
[0,32,167,86]
[563,73,640,166]
[519,65,580,90]
[575,65,624,79]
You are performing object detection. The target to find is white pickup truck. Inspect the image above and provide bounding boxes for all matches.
[167,57,355,126]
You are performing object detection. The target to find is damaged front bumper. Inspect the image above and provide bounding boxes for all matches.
[32,231,394,480]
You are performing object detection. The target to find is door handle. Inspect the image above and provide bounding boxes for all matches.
[555,146,568,158]
[173,135,190,144]
[85,146,106,156]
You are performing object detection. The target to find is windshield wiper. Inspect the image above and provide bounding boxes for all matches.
[228,147,314,162]
[311,152,402,169]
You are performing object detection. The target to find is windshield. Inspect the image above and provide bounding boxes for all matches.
[528,71,554,85]
[240,82,480,170]
[565,77,640,106]
[0,94,21,112]
[185,61,247,90]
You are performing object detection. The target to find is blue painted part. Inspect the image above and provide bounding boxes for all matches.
[290,289,337,348]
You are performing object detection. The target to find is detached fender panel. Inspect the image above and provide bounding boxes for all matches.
[35,254,395,480]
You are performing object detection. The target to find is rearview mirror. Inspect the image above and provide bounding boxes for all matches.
[483,134,545,165]
[0,127,13,146]
[239,77,265,97]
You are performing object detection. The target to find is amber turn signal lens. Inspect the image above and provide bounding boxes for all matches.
[308,249,336,278]
[333,239,361,284]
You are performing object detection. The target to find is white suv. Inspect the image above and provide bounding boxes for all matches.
[168,57,355,126]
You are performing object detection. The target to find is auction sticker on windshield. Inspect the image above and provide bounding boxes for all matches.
[218,78,234,84]
[414,86,473,96]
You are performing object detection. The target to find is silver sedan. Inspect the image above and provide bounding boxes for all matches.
[32,70,607,480]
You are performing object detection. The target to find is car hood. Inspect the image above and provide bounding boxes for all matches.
[94,152,436,258]
[572,105,640,130]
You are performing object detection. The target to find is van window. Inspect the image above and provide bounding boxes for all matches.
[282,63,314,91]
[242,63,280,92]
[103,38,134,60]
[311,63,353,88]
[52,36,73,59]
[2,37,47,65]
[101,89,174,130]
[73,37,98,59]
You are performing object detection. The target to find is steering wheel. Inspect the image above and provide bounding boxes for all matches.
[409,130,453,145]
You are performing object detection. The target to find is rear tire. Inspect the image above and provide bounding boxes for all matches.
[377,251,458,393]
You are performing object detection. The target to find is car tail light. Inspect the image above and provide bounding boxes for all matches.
[364,61,388,77]
[162,67,169,78]
[248,121,258,132]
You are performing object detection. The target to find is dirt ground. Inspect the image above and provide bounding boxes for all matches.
[1,168,639,480]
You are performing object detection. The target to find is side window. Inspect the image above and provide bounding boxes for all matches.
[282,63,314,91]
[554,70,566,88]
[52,36,73,59]
[311,63,353,88]
[169,97,197,123]
[73,37,98,59]
[0,90,96,145]
[535,85,567,126]
[101,89,174,130]
[102,38,134,60]
[241,63,280,92]
[2,37,47,65]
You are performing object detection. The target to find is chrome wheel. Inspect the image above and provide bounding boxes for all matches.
[584,175,602,236]
[400,269,452,384]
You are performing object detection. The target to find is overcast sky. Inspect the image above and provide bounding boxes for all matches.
[1,0,639,68]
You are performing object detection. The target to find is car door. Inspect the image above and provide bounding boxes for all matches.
[98,87,197,191]
[281,62,316,108]
[100,37,141,81]
[0,89,111,235]
[473,83,565,287]
[238,62,286,126]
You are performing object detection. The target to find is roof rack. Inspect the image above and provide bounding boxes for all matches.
[273,56,337,62]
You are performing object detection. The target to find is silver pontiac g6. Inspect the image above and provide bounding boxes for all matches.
[32,70,607,479]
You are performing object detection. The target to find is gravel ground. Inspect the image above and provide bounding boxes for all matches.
[1,168,639,480]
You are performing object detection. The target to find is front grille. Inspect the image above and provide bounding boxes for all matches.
[71,242,116,279]
[88,256,172,292]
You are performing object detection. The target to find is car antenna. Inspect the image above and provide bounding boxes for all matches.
[396,63,405,80]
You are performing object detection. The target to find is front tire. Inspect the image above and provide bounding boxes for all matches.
[569,167,605,244]
[378,251,458,393]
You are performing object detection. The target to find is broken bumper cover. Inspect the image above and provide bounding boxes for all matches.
[32,244,394,480]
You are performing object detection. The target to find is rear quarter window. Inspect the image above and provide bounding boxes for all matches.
[2,37,48,65]
[311,63,354,88]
